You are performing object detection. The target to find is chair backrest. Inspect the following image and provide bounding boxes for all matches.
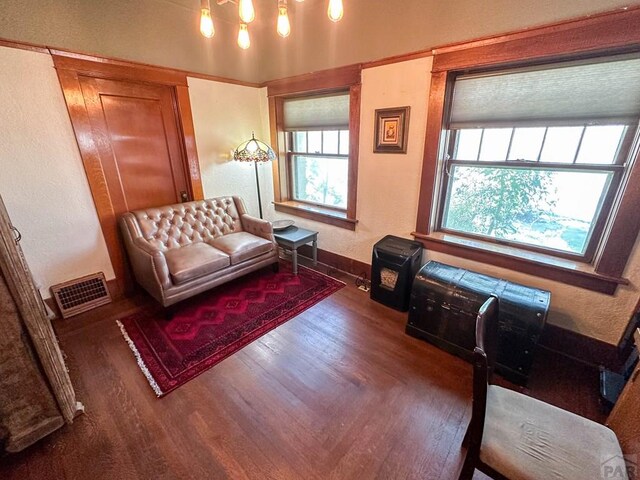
[467,296,500,454]
[607,328,640,456]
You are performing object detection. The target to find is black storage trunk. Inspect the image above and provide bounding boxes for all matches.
[406,261,550,385]
[370,235,422,311]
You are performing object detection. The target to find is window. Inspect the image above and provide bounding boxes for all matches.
[284,93,350,210]
[268,66,361,230]
[288,129,350,208]
[414,17,640,294]
[442,125,628,259]
[437,55,640,261]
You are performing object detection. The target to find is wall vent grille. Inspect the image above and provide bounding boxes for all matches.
[51,272,111,318]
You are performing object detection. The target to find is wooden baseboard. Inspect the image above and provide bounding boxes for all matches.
[297,245,371,279]
[539,323,621,370]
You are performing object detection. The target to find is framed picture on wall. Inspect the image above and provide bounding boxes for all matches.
[374,106,410,153]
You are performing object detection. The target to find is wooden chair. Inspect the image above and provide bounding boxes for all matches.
[458,296,633,480]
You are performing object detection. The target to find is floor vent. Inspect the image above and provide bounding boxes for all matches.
[51,272,112,319]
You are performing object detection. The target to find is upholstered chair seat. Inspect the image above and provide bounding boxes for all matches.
[459,296,632,480]
[481,385,625,480]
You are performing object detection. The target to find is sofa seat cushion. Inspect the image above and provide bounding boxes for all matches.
[164,243,230,285]
[208,232,274,265]
[480,385,627,480]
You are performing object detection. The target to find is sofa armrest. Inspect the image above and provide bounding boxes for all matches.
[118,215,172,300]
[241,214,276,243]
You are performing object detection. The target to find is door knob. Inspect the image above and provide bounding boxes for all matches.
[180,191,189,202]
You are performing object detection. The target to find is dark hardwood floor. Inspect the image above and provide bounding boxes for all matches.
[0,261,605,479]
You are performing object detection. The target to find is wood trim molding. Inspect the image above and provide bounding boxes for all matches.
[265,64,362,97]
[54,66,128,295]
[297,245,371,278]
[539,323,621,370]
[595,149,640,277]
[347,83,361,221]
[0,37,49,54]
[175,85,205,201]
[51,51,188,86]
[269,96,286,203]
[363,50,433,70]
[413,232,627,295]
[432,7,640,57]
[0,36,262,88]
[415,71,448,234]
[273,202,357,231]
[432,7,640,72]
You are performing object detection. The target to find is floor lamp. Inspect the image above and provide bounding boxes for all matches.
[233,133,276,219]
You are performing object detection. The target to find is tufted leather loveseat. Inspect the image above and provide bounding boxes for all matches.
[119,196,278,307]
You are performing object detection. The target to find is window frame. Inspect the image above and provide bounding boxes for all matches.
[266,65,361,230]
[413,8,640,295]
[435,123,633,262]
[286,127,351,211]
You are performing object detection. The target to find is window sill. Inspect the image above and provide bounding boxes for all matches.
[411,231,628,295]
[273,201,358,231]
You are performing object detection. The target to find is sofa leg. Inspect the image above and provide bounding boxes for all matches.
[163,304,178,320]
[272,262,280,273]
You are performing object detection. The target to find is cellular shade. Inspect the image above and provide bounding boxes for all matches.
[448,55,640,129]
[284,93,349,130]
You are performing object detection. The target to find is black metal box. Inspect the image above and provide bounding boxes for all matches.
[406,261,550,385]
[370,235,422,311]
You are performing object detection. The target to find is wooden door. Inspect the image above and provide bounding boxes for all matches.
[54,54,203,295]
[80,77,189,212]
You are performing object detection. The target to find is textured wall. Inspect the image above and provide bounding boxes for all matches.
[187,77,271,212]
[267,57,430,270]
[262,57,640,346]
[0,46,115,298]
[1,0,639,82]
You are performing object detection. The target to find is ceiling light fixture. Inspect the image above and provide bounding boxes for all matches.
[238,22,251,49]
[238,0,256,23]
[202,0,343,48]
[277,0,291,38]
[199,0,215,38]
[327,0,343,22]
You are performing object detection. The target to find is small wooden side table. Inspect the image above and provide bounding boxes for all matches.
[273,226,318,274]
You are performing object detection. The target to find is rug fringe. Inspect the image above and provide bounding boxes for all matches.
[116,320,164,397]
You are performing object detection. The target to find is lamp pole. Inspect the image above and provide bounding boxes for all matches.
[254,160,263,219]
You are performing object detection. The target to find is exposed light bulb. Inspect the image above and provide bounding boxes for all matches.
[199,0,215,38]
[327,0,343,22]
[277,2,291,38]
[238,0,256,24]
[238,23,251,49]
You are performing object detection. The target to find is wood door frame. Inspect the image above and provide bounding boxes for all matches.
[53,53,204,295]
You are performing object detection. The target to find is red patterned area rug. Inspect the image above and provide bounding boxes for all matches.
[117,265,344,397]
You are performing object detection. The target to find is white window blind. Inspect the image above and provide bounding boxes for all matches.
[283,93,349,130]
[448,55,640,129]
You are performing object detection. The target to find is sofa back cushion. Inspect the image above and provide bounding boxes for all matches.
[131,197,243,251]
